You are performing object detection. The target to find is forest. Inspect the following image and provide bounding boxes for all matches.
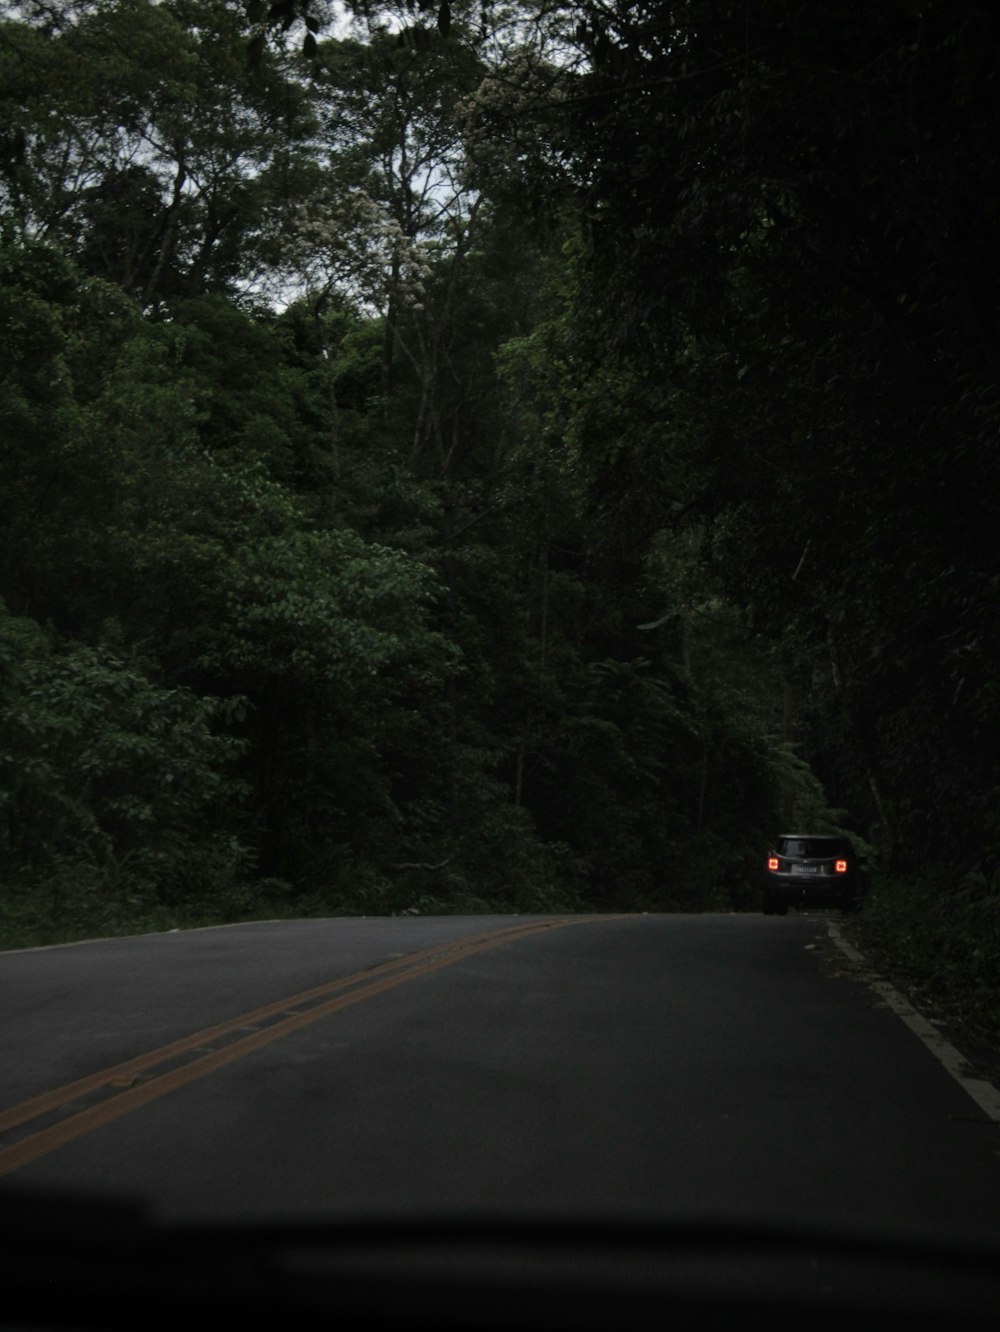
[1,1,998,1038]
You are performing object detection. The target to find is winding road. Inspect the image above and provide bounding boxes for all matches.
[2,912,999,1244]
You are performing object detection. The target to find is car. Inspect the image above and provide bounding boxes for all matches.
[763,833,865,916]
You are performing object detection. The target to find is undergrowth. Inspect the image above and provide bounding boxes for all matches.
[849,868,1000,1052]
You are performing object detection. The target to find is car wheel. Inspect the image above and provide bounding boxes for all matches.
[762,894,787,916]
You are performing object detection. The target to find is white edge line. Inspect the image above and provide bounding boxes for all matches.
[0,913,538,956]
[828,921,1000,1124]
[0,919,282,955]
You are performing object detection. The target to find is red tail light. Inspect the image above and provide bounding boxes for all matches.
[767,857,779,872]
[835,859,848,874]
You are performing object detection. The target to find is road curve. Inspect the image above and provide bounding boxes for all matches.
[2,913,999,1245]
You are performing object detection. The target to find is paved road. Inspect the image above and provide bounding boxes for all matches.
[2,913,999,1245]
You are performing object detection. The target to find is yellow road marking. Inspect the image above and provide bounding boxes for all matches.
[0,920,547,1138]
[0,917,605,1176]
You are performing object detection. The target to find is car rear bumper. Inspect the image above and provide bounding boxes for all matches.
[765,874,857,908]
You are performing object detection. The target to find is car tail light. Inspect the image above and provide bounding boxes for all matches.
[835,859,848,874]
[767,856,779,872]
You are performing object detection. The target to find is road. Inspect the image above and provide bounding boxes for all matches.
[2,912,999,1245]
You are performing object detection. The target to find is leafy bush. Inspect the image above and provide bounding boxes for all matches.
[0,600,251,928]
[853,868,1000,1048]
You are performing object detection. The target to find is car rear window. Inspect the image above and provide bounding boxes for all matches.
[779,837,849,858]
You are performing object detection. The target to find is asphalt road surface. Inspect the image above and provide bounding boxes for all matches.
[2,912,999,1245]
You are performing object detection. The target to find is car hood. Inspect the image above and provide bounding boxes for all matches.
[4,1188,1000,1329]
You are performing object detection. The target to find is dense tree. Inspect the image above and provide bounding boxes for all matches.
[0,0,317,304]
[2,0,886,942]
[553,0,1000,875]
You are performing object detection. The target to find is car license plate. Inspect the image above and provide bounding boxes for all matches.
[792,864,819,874]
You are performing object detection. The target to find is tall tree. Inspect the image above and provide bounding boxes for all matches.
[0,0,317,305]
[554,0,1000,872]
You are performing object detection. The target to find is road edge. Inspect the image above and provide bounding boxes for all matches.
[827,920,1000,1125]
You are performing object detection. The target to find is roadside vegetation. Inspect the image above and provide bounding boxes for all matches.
[849,873,1000,1053]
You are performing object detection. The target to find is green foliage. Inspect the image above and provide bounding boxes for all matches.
[1,0,854,945]
[561,0,1000,876]
[0,0,317,304]
[203,526,451,686]
[0,599,250,919]
[853,869,1000,1050]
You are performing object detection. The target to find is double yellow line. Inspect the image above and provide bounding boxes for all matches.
[0,917,594,1178]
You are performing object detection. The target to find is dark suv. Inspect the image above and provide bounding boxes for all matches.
[763,833,865,915]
